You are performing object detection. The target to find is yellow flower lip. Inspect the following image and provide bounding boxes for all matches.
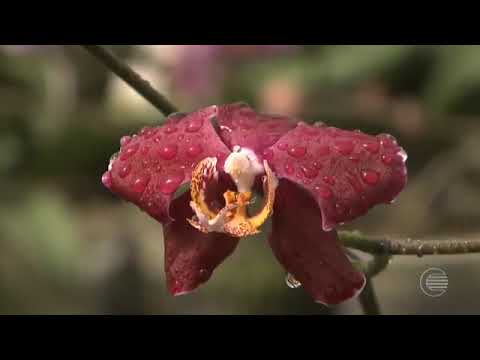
[188,155,277,237]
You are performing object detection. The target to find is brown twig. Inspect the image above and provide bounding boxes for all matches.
[81,45,178,116]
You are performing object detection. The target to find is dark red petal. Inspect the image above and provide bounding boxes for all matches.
[216,103,297,159]
[268,122,408,230]
[269,181,365,305]
[164,191,239,296]
[103,106,231,223]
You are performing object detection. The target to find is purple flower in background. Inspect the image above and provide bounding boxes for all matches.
[0,45,55,56]
[171,45,299,100]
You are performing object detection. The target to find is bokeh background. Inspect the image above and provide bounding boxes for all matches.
[1,45,480,315]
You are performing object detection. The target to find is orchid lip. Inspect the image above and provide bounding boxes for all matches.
[188,151,278,237]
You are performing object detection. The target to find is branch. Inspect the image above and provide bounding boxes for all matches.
[339,230,480,256]
[79,45,480,258]
[81,45,178,116]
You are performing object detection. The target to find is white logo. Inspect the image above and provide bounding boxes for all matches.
[420,267,448,297]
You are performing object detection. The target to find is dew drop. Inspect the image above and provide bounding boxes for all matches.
[288,145,307,158]
[198,268,210,281]
[362,141,379,154]
[379,134,398,147]
[186,144,203,158]
[416,244,424,258]
[313,161,323,170]
[109,152,119,165]
[314,185,332,199]
[145,128,158,139]
[277,142,288,151]
[284,162,295,175]
[348,154,361,162]
[140,145,150,155]
[322,175,335,186]
[118,164,131,178]
[153,135,162,143]
[381,154,394,165]
[164,125,178,134]
[120,143,139,161]
[262,148,274,162]
[132,174,151,194]
[177,134,185,141]
[285,273,302,289]
[361,170,380,185]
[120,135,132,147]
[101,171,112,188]
[301,165,319,179]
[335,203,345,215]
[159,144,178,160]
[158,172,185,194]
[333,140,354,155]
[186,118,204,132]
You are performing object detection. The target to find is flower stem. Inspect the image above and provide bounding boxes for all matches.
[358,279,381,315]
[80,45,178,116]
[339,230,480,255]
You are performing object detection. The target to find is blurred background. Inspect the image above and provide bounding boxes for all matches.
[1,45,480,315]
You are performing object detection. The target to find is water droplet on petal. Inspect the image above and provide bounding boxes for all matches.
[301,165,319,179]
[379,134,398,147]
[362,141,379,154]
[101,171,112,188]
[284,162,295,175]
[262,148,274,162]
[348,154,361,162]
[158,172,185,194]
[334,140,354,155]
[177,134,185,141]
[119,164,131,178]
[120,136,132,146]
[186,144,203,158]
[315,185,332,199]
[164,125,178,134]
[361,170,380,185]
[132,174,151,193]
[288,145,307,158]
[120,143,139,160]
[145,128,158,139]
[277,142,288,151]
[153,135,162,143]
[323,175,335,186]
[285,273,302,289]
[186,118,204,132]
[159,144,178,160]
[140,145,150,155]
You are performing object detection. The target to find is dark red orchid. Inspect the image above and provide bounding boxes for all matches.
[102,103,407,305]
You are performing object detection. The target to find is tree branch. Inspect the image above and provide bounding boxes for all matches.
[79,45,480,258]
[81,45,178,116]
[339,230,480,256]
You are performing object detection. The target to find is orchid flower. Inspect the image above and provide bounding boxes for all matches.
[102,103,407,305]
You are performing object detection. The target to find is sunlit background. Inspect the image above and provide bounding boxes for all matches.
[1,45,480,314]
